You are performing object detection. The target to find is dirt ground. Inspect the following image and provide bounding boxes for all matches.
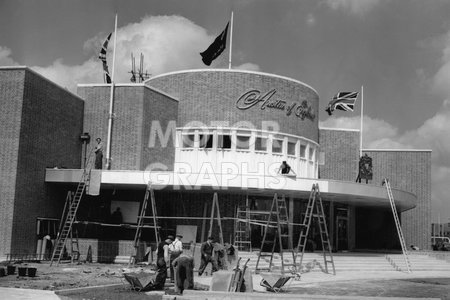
[2,261,450,299]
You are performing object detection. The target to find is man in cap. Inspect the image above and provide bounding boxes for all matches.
[198,236,218,276]
[172,253,194,294]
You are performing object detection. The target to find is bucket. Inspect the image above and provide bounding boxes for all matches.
[0,267,5,277]
[27,267,37,277]
[18,267,27,277]
[6,265,15,275]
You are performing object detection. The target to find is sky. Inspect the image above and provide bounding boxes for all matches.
[1,0,450,222]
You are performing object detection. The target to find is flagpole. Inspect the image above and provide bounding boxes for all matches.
[105,13,118,170]
[360,85,364,157]
[228,11,233,69]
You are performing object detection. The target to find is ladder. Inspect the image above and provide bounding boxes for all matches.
[60,192,80,264]
[255,194,296,274]
[50,170,89,266]
[296,184,335,275]
[234,205,252,251]
[208,193,224,245]
[129,181,160,266]
[384,178,411,273]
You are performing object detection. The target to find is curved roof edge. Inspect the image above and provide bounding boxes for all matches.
[145,68,319,96]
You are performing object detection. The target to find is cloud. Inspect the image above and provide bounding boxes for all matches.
[234,63,260,72]
[0,46,19,66]
[324,0,382,15]
[24,15,260,92]
[306,13,316,27]
[432,31,450,97]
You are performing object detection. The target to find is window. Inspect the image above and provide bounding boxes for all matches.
[182,134,195,148]
[287,141,296,156]
[272,139,283,154]
[300,145,306,158]
[255,137,268,151]
[199,134,213,149]
[218,134,232,149]
[236,135,250,150]
[309,148,314,160]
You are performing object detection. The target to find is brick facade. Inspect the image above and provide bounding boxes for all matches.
[78,84,178,171]
[147,70,319,142]
[0,67,84,257]
[362,150,432,250]
[319,128,360,181]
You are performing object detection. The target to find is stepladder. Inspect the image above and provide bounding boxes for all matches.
[129,181,160,266]
[255,194,296,275]
[208,192,224,245]
[234,205,252,252]
[296,184,335,275]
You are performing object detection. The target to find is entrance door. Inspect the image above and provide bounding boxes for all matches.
[336,216,348,251]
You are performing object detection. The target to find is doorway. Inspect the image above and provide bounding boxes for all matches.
[336,216,349,251]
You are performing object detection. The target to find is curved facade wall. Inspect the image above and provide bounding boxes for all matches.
[147,69,319,142]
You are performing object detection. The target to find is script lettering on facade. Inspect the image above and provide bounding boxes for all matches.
[236,89,315,120]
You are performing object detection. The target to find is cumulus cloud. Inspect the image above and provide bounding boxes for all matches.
[0,46,19,66]
[25,15,260,92]
[324,0,382,15]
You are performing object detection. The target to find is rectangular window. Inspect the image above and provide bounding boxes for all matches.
[199,134,213,149]
[272,139,283,153]
[236,135,250,150]
[218,134,231,149]
[255,137,267,151]
[287,141,296,156]
[182,134,195,148]
[300,145,306,158]
[309,148,314,160]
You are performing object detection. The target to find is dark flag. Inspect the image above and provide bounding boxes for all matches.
[98,33,112,83]
[200,22,229,66]
[325,91,358,116]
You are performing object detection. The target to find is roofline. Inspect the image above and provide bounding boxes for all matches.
[363,149,432,152]
[0,66,84,102]
[145,68,319,95]
[77,83,179,102]
[319,127,360,132]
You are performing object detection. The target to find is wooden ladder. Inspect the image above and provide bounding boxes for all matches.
[384,178,411,273]
[129,181,160,266]
[296,184,335,275]
[255,194,296,274]
[50,170,89,266]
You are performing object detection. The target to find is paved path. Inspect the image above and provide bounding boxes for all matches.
[0,287,61,300]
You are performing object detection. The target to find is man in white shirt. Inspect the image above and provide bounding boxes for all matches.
[169,234,183,282]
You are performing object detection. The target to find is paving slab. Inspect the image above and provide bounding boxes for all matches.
[0,287,62,300]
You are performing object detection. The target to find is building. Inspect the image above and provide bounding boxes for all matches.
[0,66,431,260]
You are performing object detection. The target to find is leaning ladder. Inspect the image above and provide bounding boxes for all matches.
[384,178,411,273]
[296,184,335,275]
[129,181,160,266]
[255,194,296,274]
[50,170,89,266]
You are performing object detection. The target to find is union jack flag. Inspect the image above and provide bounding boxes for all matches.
[325,91,358,116]
[98,33,112,83]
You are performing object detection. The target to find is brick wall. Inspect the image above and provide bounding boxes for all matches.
[363,150,432,250]
[78,85,177,171]
[147,70,319,142]
[1,68,84,256]
[141,88,178,171]
[319,128,360,181]
[0,69,25,257]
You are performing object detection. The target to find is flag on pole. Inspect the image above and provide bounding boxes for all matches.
[200,22,229,66]
[98,33,112,83]
[325,91,359,116]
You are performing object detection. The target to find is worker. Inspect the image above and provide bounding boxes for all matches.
[278,161,296,175]
[198,236,218,276]
[94,138,103,169]
[169,234,183,282]
[172,253,194,294]
[150,236,173,290]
